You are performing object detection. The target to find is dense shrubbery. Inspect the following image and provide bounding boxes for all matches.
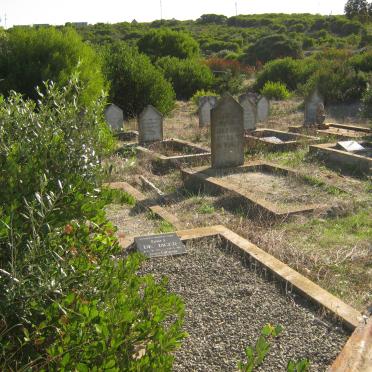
[102,42,175,117]
[261,81,291,100]
[255,50,372,103]
[240,34,303,65]
[156,56,214,100]
[0,79,185,370]
[137,28,200,60]
[0,27,104,105]
[191,89,219,105]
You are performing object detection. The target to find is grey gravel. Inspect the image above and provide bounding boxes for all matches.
[139,237,349,371]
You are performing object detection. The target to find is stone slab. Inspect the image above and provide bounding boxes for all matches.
[105,104,124,132]
[257,96,270,122]
[239,94,257,130]
[337,141,365,153]
[138,105,163,144]
[211,94,244,168]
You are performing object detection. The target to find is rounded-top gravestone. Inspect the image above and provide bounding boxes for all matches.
[105,104,124,132]
[211,94,244,169]
[257,96,270,123]
[138,105,163,144]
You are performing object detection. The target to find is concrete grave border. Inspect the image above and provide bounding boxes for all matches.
[289,123,371,140]
[245,129,320,152]
[136,138,211,172]
[115,130,138,142]
[310,141,371,175]
[181,161,329,219]
[119,224,369,370]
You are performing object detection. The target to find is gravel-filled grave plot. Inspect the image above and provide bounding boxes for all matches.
[139,237,349,371]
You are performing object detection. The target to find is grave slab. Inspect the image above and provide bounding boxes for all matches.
[309,141,372,175]
[257,96,270,122]
[238,94,257,130]
[245,129,319,152]
[198,96,217,127]
[135,233,186,258]
[138,105,163,144]
[336,140,365,152]
[105,104,124,132]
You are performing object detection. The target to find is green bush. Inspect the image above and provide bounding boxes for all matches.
[261,81,291,100]
[103,42,175,117]
[361,85,372,118]
[0,79,185,370]
[191,89,219,105]
[240,34,303,65]
[156,56,214,100]
[0,27,104,105]
[349,50,372,72]
[137,28,200,60]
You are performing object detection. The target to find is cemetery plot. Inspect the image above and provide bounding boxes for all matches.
[181,162,345,218]
[245,129,319,152]
[310,141,372,175]
[134,226,363,371]
[115,130,138,142]
[289,123,371,140]
[136,138,211,172]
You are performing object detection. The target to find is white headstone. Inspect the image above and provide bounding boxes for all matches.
[138,105,163,144]
[337,141,365,153]
[257,96,270,122]
[304,88,324,126]
[262,136,283,144]
[198,96,217,127]
[239,94,257,131]
[104,104,123,132]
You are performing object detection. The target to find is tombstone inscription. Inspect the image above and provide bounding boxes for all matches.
[138,105,163,144]
[135,233,186,258]
[211,94,244,168]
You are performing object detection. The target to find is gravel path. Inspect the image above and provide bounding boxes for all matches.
[140,237,349,371]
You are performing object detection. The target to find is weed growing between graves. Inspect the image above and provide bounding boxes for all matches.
[238,324,310,372]
[0,79,186,370]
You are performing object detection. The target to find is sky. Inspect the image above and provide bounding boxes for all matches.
[1,0,346,28]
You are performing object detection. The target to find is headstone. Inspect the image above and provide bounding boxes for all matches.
[257,96,270,122]
[135,233,186,258]
[262,136,283,144]
[337,141,365,153]
[211,94,244,168]
[239,94,257,131]
[105,104,123,132]
[198,96,217,127]
[138,105,163,144]
[304,88,324,126]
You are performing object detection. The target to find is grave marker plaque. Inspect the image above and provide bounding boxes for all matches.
[135,233,186,258]
[138,105,163,144]
[105,104,124,132]
[211,94,244,168]
[239,94,257,130]
[257,96,270,122]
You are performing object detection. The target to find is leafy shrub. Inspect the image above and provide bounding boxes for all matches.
[137,28,200,60]
[0,79,185,370]
[156,56,214,100]
[240,34,303,65]
[191,89,219,105]
[261,81,291,100]
[103,42,175,117]
[0,27,104,105]
[361,85,372,118]
[205,57,254,75]
[255,57,316,91]
[203,40,240,53]
[349,50,372,72]
[197,14,228,24]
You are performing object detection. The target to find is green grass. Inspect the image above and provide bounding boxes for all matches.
[197,201,215,214]
[156,220,175,233]
[101,187,136,206]
[301,175,344,196]
[261,149,308,168]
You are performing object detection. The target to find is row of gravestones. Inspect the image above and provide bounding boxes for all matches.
[198,94,270,130]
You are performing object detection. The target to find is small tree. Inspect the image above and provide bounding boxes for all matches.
[344,0,371,22]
